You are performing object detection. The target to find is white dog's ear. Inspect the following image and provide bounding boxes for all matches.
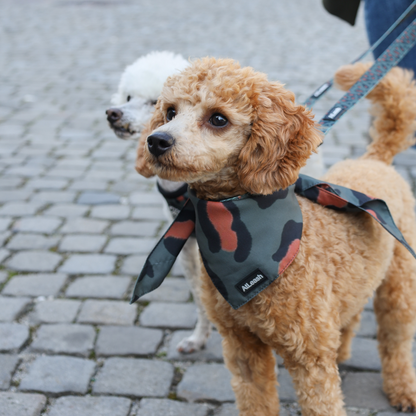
[237,82,322,194]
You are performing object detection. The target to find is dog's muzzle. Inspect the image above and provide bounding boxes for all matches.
[147,132,175,157]
[106,108,123,124]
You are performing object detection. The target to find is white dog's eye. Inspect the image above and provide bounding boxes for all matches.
[166,107,176,121]
[209,113,228,127]
[127,95,131,102]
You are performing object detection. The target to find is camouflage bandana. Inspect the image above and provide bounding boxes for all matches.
[156,182,189,215]
[131,174,416,309]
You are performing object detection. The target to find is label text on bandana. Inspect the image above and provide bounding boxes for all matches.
[236,269,268,296]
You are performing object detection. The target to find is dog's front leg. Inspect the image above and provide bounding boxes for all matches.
[281,325,346,416]
[221,328,279,416]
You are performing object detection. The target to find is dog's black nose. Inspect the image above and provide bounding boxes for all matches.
[106,108,123,123]
[147,132,174,157]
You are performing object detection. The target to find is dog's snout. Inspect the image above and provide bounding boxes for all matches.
[106,108,123,123]
[147,132,175,157]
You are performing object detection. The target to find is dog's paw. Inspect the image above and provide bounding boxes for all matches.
[176,335,206,354]
[389,390,416,413]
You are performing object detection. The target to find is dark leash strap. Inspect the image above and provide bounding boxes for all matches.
[303,0,416,109]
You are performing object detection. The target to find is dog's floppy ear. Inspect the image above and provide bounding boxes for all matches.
[135,104,165,178]
[237,82,322,194]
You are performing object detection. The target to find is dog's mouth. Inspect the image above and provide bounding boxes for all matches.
[109,123,138,139]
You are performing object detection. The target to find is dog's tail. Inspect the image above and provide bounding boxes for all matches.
[334,62,416,165]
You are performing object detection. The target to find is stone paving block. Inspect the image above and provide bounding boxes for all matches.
[105,237,157,255]
[19,355,95,395]
[30,324,95,356]
[140,302,197,329]
[49,396,132,416]
[0,297,31,322]
[70,179,108,191]
[28,299,81,324]
[6,250,63,272]
[77,300,136,325]
[0,392,46,416]
[278,368,297,402]
[7,233,60,250]
[215,404,239,416]
[364,297,374,311]
[343,337,381,371]
[110,221,160,237]
[2,273,67,297]
[59,254,116,274]
[60,218,109,234]
[356,310,377,338]
[31,191,76,203]
[0,218,11,232]
[12,217,62,234]
[93,358,174,397]
[138,398,211,416]
[77,191,120,205]
[0,231,10,247]
[141,277,190,303]
[129,192,164,206]
[121,254,147,275]
[44,204,89,218]
[342,373,393,411]
[66,276,131,299]
[167,330,223,361]
[0,178,23,189]
[0,202,45,217]
[59,234,107,252]
[177,363,234,402]
[0,190,32,203]
[45,168,85,179]
[0,323,29,352]
[0,271,7,284]
[25,178,68,190]
[96,326,163,356]
[378,412,416,416]
[346,409,372,416]
[90,204,130,220]
[0,354,19,389]
[0,249,10,264]
[132,206,165,220]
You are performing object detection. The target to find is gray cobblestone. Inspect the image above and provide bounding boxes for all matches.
[138,398,211,416]
[6,250,62,272]
[0,392,46,416]
[0,297,31,322]
[0,190,32,203]
[0,249,10,264]
[30,324,95,356]
[0,272,7,284]
[60,218,109,234]
[25,178,68,190]
[66,276,131,299]
[7,234,60,250]
[77,192,120,205]
[0,202,45,217]
[49,396,132,416]
[77,300,136,325]
[121,254,147,275]
[110,221,160,237]
[96,326,163,356]
[140,277,191,303]
[132,206,165,220]
[28,299,81,324]
[90,205,130,220]
[129,192,164,206]
[31,191,76,203]
[2,273,68,297]
[105,237,157,255]
[43,204,89,218]
[177,363,234,402]
[19,355,95,395]
[59,254,116,274]
[0,323,29,352]
[215,404,239,416]
[0,218,11,232]
[140,302,197,329]
[93,358,174,398]
[12,217,62,234]
[343,337,381,371]
[0,355,19,389]
[59,234,107,252]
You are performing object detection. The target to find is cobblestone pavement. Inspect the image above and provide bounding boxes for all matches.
[1,0,416,415]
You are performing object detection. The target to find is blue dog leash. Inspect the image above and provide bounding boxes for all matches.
[303,0,416,109]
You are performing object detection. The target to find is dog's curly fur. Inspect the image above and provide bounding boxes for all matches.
[139,58,416,416]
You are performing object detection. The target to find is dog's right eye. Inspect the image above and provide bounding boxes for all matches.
[166,108,176,121]
[127,95,131,102]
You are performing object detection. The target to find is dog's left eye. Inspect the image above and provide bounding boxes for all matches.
[127,95,131,102]
[209,113,228,127]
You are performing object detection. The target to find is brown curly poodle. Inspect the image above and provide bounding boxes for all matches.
[136,58,416,416]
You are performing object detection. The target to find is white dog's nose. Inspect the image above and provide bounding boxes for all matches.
[147,132,174,157]
[106,108,123,123]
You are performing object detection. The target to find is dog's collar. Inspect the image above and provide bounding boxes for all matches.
[131,174,416,309]
[156,182,189,212]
